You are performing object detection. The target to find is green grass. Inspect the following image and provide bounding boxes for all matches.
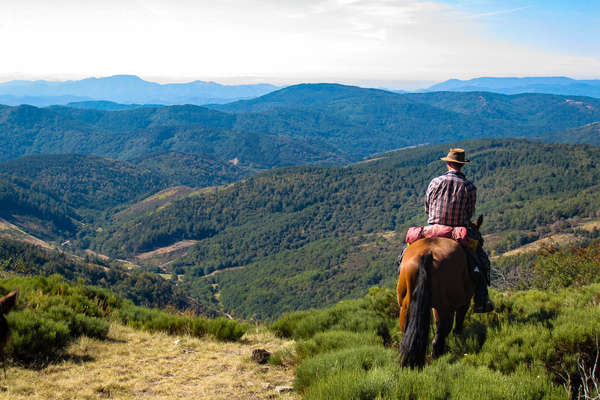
[271,279,600,399]
[0,274,249,364]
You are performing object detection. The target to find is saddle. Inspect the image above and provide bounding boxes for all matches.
[405,224,476,250]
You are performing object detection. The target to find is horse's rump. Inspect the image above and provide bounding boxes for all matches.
[399,238,472,312]
[397,238,474,367]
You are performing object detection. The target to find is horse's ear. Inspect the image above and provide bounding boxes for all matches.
[0,289,18,315]
[475,215,483,230]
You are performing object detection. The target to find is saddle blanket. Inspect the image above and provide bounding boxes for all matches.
[405,224,474,249]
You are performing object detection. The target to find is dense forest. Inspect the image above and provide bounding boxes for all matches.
[2,85,600,168]
[1,135,600,319]
[88,139,600,263]
[62,139,599,318]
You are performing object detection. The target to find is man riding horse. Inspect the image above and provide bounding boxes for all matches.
[399,147,494,313]
[427,148,493,313]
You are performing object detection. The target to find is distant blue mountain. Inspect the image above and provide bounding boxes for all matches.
[428,77,600,98]
[65,100,164,111]
[0,75,279,106]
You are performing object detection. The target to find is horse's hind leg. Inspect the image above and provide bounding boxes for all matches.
[432,309,453,359]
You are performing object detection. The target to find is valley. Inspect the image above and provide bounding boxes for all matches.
[1,81,600,399]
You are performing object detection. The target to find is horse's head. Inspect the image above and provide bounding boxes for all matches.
[472,215,484,232]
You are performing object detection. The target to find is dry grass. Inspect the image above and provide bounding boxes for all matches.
[0,218,53,250]
[502,233,582,257]
[136,240,199,260]
[0,324,298,400]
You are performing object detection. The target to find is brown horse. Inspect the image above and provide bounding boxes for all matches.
[0,289,18,378]
[396,218,482,368]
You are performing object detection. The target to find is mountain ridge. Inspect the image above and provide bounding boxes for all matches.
[427,76,600,98]
[0,75,279,106]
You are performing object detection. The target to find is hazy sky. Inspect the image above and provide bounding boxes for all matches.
[2,0,599,87]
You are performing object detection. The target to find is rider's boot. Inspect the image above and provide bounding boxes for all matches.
[472,266,494,313]
[466,248,494,313]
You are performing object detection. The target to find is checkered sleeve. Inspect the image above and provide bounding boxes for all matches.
[425,178,436,214]
[466,182,476,221]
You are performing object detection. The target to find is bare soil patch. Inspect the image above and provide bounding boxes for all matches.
[136,240,199,260]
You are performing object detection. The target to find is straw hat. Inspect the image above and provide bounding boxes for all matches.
[440,148,470,164]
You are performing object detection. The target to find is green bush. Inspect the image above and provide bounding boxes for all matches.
[469,322,552,373]
[6,310,71,362]
[534,243,600,289]
[43,303,109,339]
[295,330,383,361]
[206,317,248,342]
[304,367,396,400]
[272,298,392,341]
[1,275,249,363]
[117,305,248,341]
[303,359,565,400]
[294,345,397,392]
[270,310,312,338]
[116,304,197,336]
[392,359,565,400]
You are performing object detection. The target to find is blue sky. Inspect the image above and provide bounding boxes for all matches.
[444,0,600,56]
[1,0,598,87]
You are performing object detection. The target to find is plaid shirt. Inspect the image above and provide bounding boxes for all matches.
[425,170,476,227]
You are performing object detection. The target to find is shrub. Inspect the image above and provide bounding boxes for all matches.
[392,359,565,400]
[304,367,396,400]
[295,330,383,361]
[294,345,397,392]
[206,317,249,342]
[116,305,195,335]
[117,305,248,341]
[302,359,565,400]
[469,322,552,374]
[533,242,600,289]
[42,303,109,339]
[272,298,392,341]
[270,310,312,338]
[6,310,71,362]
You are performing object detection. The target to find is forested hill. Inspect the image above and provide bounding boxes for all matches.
[0,152,250,238]
[74,138,600,318]
[0,104,346,168]
[2,84,600,167]
[427,76,600,97]
[542,121,600,146]
[88,138,600,270]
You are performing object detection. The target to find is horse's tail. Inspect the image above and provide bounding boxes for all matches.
[399,252,433,369]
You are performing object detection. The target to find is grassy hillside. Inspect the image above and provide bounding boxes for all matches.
[266,242,600,399]
[2,242,597,399]
[0,274,271,398]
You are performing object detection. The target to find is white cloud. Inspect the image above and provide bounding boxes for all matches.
[0,0,598,83]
